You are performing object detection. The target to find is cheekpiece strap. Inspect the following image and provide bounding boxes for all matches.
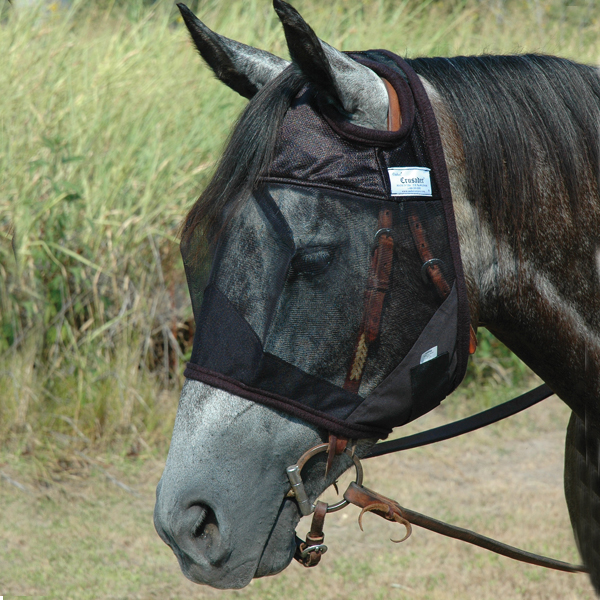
[342,78,401,396]
[294,500,328,567]
[326,433,348,476]
[408,210,478,354]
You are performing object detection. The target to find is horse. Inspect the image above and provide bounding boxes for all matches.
[154,0,600,592]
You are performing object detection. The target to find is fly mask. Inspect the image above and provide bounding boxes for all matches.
[181,51,472,440]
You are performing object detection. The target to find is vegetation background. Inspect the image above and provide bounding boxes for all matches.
[4,0,591,454]
[0,0,599,597]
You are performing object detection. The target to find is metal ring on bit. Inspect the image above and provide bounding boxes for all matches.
[286,443,364,515]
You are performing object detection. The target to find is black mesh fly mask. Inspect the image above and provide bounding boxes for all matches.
[181,51,471,440]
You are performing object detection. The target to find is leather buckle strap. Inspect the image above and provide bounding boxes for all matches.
[382,78,401,131]
[325,433,348,476]
[408,210,477,354]
[408,211,451,299]
[342,79,400,395]
[343,208,394,394]
[294,501,328,567]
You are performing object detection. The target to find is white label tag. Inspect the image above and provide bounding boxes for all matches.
[388,167,432,197]
[420,346,438,364]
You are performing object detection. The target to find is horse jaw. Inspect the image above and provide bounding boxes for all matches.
[154,380,371,588]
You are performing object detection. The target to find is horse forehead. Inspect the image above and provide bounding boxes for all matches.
[270,187,326,227]
[269,186,360,239]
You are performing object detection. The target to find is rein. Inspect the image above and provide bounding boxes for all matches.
[287,388,586,573]
[287,80,586,575]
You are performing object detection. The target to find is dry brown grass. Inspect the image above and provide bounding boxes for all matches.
[0,392,595,599]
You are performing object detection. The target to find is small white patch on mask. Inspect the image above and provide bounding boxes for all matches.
[420,346,438,364]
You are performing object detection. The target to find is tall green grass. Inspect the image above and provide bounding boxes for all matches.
[1,0,598,452]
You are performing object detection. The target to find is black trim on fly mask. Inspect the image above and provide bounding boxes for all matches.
[253,187,295,253]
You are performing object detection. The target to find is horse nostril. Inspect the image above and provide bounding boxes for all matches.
[191,504,207,538]
[190,503,219,541]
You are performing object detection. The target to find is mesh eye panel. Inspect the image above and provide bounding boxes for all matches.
[182,51,470,439]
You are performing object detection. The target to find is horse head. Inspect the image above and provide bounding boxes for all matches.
[153,1,409,588]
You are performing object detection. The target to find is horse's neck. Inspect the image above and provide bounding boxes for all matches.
[483,251,600,420]
[426,79,600,423]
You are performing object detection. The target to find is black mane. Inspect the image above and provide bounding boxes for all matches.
[407,54,600,249]
[181,67,306,245]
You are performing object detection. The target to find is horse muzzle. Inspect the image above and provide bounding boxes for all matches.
[154,482,299,588]
[152,382,323,588]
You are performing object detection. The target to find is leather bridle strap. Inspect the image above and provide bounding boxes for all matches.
[294,501,328,567]
[408,210,477,354]
[383,78,401,131]
[344,482,587,573]
[343,208,394,395]
[326,78,401,493]
[408,212,451,298]
[342,78,400,397]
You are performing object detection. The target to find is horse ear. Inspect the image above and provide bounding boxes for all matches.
[177,3,290,100]
[273,0,388,129]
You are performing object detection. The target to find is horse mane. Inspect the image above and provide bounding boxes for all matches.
[406,54,600,251]
[180,67,307,246]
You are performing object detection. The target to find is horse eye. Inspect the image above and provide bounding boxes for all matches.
[291,247,334,276]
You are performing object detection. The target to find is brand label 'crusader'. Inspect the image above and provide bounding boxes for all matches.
[388,167,432,197]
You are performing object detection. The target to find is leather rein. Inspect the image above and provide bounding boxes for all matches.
[286,80,587,575]
[288,384,586,574]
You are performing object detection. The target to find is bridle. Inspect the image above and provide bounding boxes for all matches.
[285,79,587,576]
[287,384,586,573]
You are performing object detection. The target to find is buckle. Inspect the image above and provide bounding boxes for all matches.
[299,543,328,559]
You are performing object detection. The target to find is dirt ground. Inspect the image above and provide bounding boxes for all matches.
[0,393,597,600]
